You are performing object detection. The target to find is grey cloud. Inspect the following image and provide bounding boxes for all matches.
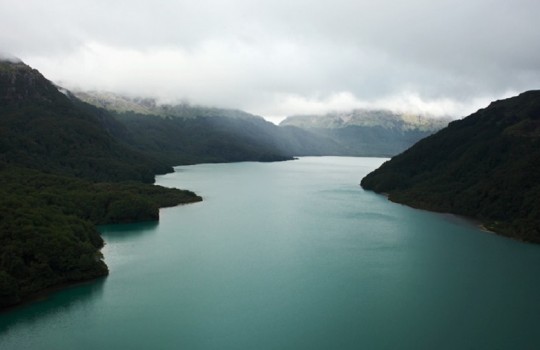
[1,0,539,120]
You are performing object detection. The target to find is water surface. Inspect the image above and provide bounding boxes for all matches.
[2,157,540,349]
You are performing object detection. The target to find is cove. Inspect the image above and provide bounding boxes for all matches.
[1,157,540,349]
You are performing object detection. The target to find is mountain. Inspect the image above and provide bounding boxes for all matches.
[73,91,345,163]
[74,91,297,163]
[0,60,201,308]
[70,90,163,115]
[0,61,174,183]
[280,110,450,156]
[74,90,266,120]
[361,91,540,242]
[110,110,295,164]
[75,91,447,159]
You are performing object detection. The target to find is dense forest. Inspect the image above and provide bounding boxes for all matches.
[0,60,201,308]
[112,111,294,164]
[0,166,200,307]
[361,91,540,242]
[71,93,303,164]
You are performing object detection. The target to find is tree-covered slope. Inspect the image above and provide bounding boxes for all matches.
[76,91,436,159]
[114,110,357,162]
[0,60,202,309]
[0,165,201,307]
[361,91,540,242]
[112,111,295,164]
[0,61,171,183]
[74,91,303,163]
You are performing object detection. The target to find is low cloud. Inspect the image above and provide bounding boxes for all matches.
[2,0,539,122]
[255,91,513,124]
[0,51,22,63]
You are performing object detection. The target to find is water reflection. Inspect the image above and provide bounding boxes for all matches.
[2,158,540,349]
[0,221,158,335]
[99,221,159,243]
[0,278,106,335]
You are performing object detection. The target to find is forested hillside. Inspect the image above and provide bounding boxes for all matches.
[74,91,301,163]
[361,91,540,242]
[0,61,172,183]
[76,91,446,158]
[0,60,201,308]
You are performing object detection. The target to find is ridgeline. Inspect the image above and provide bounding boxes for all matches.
[75,91,449,159]
[361,91,540,242]
[280,110,450,156]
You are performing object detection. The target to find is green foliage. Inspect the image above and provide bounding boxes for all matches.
[113,112,295,164]
[0,61,172,183]
[0,60,204,308]
[0,166,201,307]
[361,91,540,242]
[1,68,298,307]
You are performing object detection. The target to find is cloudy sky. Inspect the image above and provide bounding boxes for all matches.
[1,0,539,122]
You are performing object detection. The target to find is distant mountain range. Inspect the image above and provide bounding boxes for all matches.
[73,90,301,164]
[74,91,450,158]
[73,90,263,120]
[281,110,449,131]
[361,91,540,242]
[281,111,450,156]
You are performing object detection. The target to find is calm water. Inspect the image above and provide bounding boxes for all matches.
[2,157,540,349]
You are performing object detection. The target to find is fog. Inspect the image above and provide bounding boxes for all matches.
[1,0,539,122]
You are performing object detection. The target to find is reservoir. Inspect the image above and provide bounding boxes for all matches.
[2,157,540,349]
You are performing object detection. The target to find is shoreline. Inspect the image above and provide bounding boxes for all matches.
[0,276,107,314]
[378,192,540,243]
[1,180,202,312]
[380,192,504,235]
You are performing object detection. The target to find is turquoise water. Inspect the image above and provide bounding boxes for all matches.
[2,157,540,349]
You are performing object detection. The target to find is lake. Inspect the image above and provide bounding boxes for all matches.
[2,157,540,349]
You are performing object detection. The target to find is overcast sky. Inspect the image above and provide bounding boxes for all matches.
[1,0,539,122]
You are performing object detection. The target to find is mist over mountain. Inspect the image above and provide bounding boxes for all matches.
[361,91,540,242]
[75,91,448,158]
[281,110,450,130]
[281,110,450,156]
[72,91,299,164]
[0,60,171,182]
[73,90,262,120]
